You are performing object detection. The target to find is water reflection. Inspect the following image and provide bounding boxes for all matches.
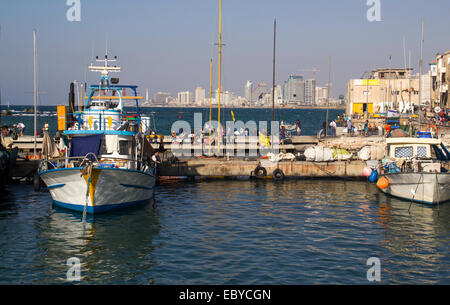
[35,200,160,284]
[0,180,448,284]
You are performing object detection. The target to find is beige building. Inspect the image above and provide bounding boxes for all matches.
[315,86,328,106]
[195,87,206,106]
[345,68,432,116]
[431,51,450,109]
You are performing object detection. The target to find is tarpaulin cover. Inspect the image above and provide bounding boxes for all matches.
[69,134,102,160]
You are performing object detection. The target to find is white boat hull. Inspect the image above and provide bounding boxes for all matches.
[380,172,450,205]
[40,167,155,213]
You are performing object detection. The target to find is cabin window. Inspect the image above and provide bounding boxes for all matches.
[395,146,413,158]
[119,140,130,155]
[417,146,427,158]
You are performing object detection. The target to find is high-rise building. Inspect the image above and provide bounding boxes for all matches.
[283,75,304,105]
[195,87,206,106]
[305,79,316,105]
[154,92,172,105]
[251,83,270,103]
[315,86,328,106]
[178,91,193,106]
[245,80,253,102]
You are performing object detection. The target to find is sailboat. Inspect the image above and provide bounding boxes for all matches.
[39,54,156,214]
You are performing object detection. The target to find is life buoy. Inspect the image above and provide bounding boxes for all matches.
[254,166,267,178]
[272,168,285,181]
[429,124,438,134]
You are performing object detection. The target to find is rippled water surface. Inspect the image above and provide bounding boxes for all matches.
[0,180,449,284]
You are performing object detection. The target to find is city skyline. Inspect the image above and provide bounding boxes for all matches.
[1,1,450,105]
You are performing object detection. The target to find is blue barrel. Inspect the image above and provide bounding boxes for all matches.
[369,170,378,183]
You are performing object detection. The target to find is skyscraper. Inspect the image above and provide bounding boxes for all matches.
[283,75,304,105]
[305,79,316,105]
[154,92,172,105]
[195,87,206,106]
[252,83,270,103]
[178,91,193,106]
[245,80,253,102]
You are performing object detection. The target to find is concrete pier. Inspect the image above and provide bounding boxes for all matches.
[159,158,368,179]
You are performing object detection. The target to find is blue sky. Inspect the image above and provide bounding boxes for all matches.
[0,0,449,105]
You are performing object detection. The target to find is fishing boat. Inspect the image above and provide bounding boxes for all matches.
[377,137,450,205]
[39,54,156,214]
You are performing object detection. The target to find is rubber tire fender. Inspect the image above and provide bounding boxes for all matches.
[272,168,285,180]
[254,166,267,178]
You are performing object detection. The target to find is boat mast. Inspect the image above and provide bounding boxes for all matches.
[209,58,213,155]
[418,18,424,131]
[271,18,276,125]
[326,56,331,137]
[33,30,38,158]
[217,0,222,154]
[271,18,276,147]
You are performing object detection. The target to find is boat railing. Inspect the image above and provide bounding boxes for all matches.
[40,155,154,175]
[63,111,141,132]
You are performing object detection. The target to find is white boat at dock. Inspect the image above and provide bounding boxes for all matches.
[377,137,450,205]
[39,55,156,214]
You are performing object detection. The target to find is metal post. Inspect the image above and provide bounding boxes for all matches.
[33,30,38,158]
[326,56,331,137]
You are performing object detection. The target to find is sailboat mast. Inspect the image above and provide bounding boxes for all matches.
[326,56,331,137]
[33,30,38,158]
[272,18,276,124]
[216,0,223,154]
[209,58,213,155]
[418,18,424,129]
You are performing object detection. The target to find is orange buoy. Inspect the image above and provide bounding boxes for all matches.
[377,176,389,189]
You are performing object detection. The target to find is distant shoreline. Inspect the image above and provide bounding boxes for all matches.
[2,104,346,110]
[133,105,346,110]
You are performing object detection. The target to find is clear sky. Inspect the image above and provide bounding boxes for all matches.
[0,0,449,105]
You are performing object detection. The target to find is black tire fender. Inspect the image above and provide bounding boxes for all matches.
[272,168,285,180]
[254,166,267,178]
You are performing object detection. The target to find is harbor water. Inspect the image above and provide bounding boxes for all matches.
[0,106,343,136]
[1,180,449,284]
[1,106,449,284]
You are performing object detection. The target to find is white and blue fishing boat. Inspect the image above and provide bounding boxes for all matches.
[39,55,156,214]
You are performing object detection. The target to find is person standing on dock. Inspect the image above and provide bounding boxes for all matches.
[329,120,337,137]
[296,120,301,136]
[364,120,369,137]
[347,119,353,137]
[151,151,161,176]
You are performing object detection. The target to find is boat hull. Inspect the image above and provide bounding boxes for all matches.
[40,167,155,213]
[379,172,450,205]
